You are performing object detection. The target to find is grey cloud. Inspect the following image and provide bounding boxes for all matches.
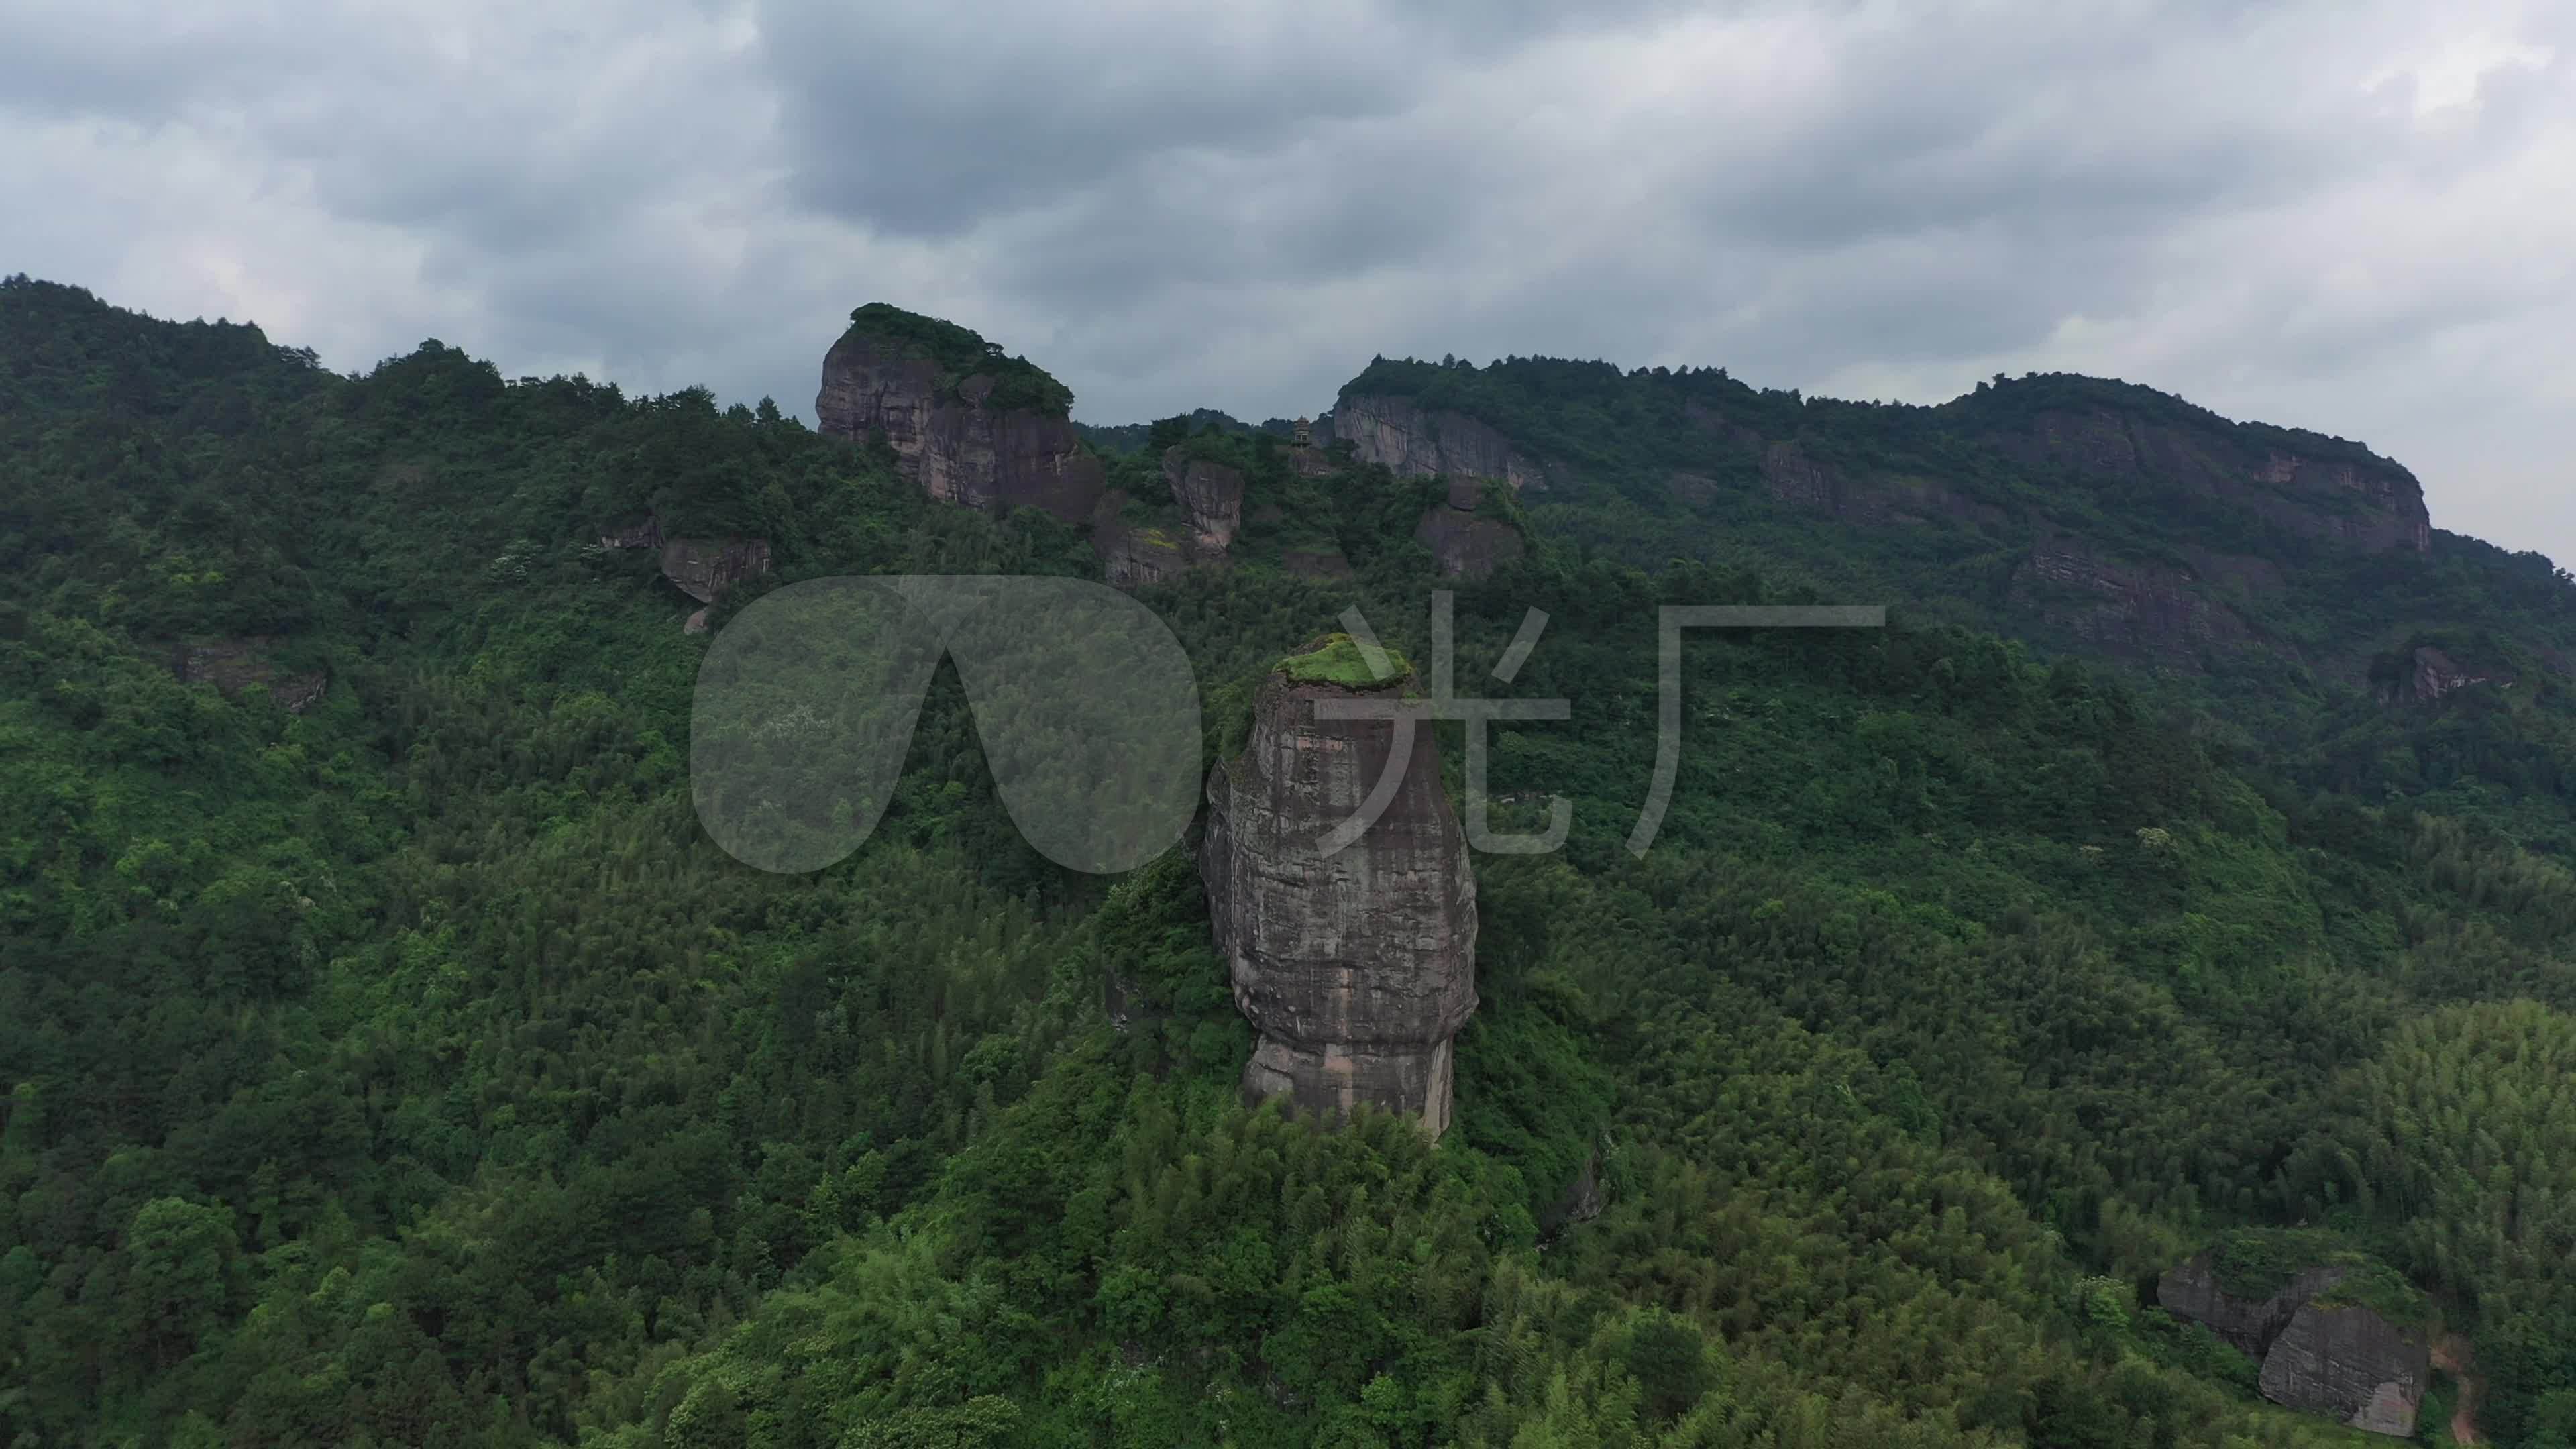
[1,0,2570,561]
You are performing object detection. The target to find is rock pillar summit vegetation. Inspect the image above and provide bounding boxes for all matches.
[1198,635,1480,1137]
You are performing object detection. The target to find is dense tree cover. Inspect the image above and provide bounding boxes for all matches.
[3,276,2573,1444]
[1077,410,1301,455]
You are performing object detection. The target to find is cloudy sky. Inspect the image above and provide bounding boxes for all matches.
[5,0,2570,559]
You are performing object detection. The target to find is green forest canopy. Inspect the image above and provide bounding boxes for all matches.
[7,274,2576,1446]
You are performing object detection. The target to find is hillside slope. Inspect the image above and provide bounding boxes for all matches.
[5,276,2576,1445]
[1328,355,2576,852]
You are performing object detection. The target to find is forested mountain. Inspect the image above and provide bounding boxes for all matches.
[7,272,2576,1447]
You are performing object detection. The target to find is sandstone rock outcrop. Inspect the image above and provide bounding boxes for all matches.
[1753,438,2004,530]
[1985,406,2430,555]
[660,537,773,604]
[2009,534,2257,666]
[1414,476,1525,580]
[1164,449,1246,552]
[1334,393,1549,493]
[2158,1254,2429,1437]
[2157,1256,2348,1359]
[1089,444,1251,591]
[2259,1301,2430,1437]
[2385,645,2502,704]
[1089,492,1194,590]
[172,637,326,713]
[597,517,771,606]
[816,311,1105,523]
[1199,643,1479,1137]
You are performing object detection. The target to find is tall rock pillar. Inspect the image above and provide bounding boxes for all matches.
[1199,641,1479,1137]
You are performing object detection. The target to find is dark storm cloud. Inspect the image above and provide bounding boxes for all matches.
[1,0,2569,559]
[754,0,1710,238]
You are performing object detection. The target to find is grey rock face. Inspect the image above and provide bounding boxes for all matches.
[660,537,772,604]
[1987,407,2430,554]
[2259,1303,2429,1436]
[1089,490,1205,591]
[1334,393,1549,493]
[816,332,1104,522]
[2158,1255,2428,1438]
[1752,438,2004,530]
[2390,645,2502,703]
[1163,449,1246,551]
[2010,533,2258,666]
[2157,1256,2346,1358]
[1413,476,1525,579]
[1199,666,1479,1137]
[597,517,771,604]
[1089,449,1247,590]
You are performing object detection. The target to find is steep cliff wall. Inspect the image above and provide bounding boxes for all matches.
[1089,447,1248,589]
[1089,494,1193,590]
[2008,534,2260,666]
[596,517,771,607]
[1752,437,2005,530]
[2382,644,2505,703]
[1982,405,2430,555]
[1165,449,1246,551]
[2259,1302,2429,1436]
[2158,1253,2429,1438]
[2157,1256,2347,1358]
[1199,643,1479,1137]
[815,312,1105,522]
[1333,393,1550,493]
[1413,475,1525,579]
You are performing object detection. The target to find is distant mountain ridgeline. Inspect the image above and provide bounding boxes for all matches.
[1326,350,2576,851]
[1077,408,1305,454]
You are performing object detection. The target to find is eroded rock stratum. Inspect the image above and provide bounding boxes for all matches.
[816,305,1104,522]
[1199,643,1478,1137]
[2158,1252,2430,1438]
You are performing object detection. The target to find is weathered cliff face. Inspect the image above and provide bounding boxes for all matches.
[2385,645,2503,703]
[1415,476,1526,579]
[1089,445,1247,590]
[1165,449,1246,551]
[1199,659,1479,1137]
[2259,1303,2430,1437]
[816,331,1105,522]
[1334,393,1550,493]
[172,637,326,713]
[2157,1256,2347,1358]
[2158,1256,2428,1438]
[1985,407,2430,555]
[1752,437,2004,530]
[660,537,772,604]
[2009,535,2259,666]
[1089,492,1195,590]
[597,517,772,608]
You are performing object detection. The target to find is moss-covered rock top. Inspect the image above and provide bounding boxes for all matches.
[837,302,1074,417]
[2206,1227,2428,1324]
[1276,632,1414,688]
